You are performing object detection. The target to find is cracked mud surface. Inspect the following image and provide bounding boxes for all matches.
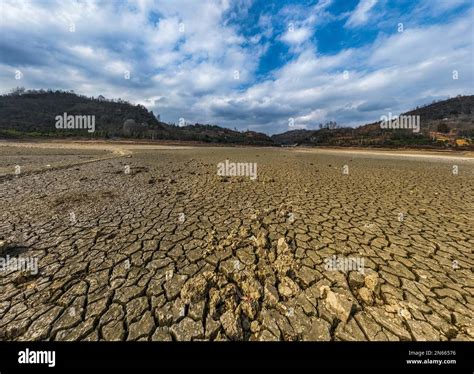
[1,143,473,341]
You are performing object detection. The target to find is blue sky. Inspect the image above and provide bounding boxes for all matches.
[0,0,473,134]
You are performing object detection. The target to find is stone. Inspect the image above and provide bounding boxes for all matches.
[323,290,354,323]
[128,311,155,340]
[335,318,367,341]
[264,282,279,306]
[164,274,188,300]
[296,266,320,288]
[205,316,221,340]
[302,319,331,341]
[170,317,204,341]
[278,276,300,299]
[102,320,125,341]
[365,272,380,293]
[180,272,212,304]
[125,297,149,324]
[257,329,279,341]
[19,307,62,341]
[241,300,259,320]
[277,237,290,253]
[367,307,412,341]
[250,321,260,333]
[348,271,365,289]
[255,229,269,249]
[240,276,263,300]
[407,320,441,341]
[188,299,206,321]
[151,327,172,341]
[219,310,243,340]
[358,287,374,305]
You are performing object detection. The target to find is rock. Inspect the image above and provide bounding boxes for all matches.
[219,310,243,340]
[354,311,386,341]
[255,229,269,249]
[295,266,320,288]
[273,253,294,275]
[302,318,331,341]
[164,274,188,300]
[170,298,186,323]
[296,292,317,316]
[335,318,367,341]
[180,272,212,304]
[367,307,412,341]
[188,300,206,321]
[128,311,155,340]
[250,321,260,333]
[365,272,380,293]
[50,306,83,337]
[240,277,262,300]
[260,309,282,339]
[428,313,457,339]
[406,320,441,341]
[151,327,172,341]
[241,299,259,319]
[286,308,311,337]
[239,227,250,238]
[19,307,62,340]
[102,320,125,341]
[358,287,374,305]
[273,239,294,275]
[170,317,204,341]
[263,282,279,306]
[278,277,300,299]
[56,319,95,341]
[257,329,279,341]
[319,285,331,298]
[348,271,365,289]
[324,290,354,323]
[277,237,290,254]
[236,247,255,266]
[155,303,173,327]
[205,316,221,340]
[399,308,412,320]
[125,297,149,324]
[114,285,144,304]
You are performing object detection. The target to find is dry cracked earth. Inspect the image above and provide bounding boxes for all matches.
[0,143,473,342]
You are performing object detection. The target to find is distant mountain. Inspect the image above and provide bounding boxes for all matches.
[404,95,474,122]
[0,88,472,148]
[0,88,273,145]
[272,95,474,148]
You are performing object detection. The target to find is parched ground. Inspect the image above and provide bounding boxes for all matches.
[0,142,473,341]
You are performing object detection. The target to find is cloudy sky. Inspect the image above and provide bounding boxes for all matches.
[0,0,473,134]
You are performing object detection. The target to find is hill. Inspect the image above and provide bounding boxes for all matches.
[271,95,474,148]
[0,88,273,145]
[1,88,472,148]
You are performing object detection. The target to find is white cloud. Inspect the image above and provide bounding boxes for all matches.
[0,0,472,135]
[280,27,312,45]
[345,0,378,28]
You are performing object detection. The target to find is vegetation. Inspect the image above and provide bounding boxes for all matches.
[1,88,472,148]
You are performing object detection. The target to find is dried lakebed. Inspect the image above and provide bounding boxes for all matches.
[0,143,473,341]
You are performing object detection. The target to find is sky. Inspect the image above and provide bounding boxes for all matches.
[0,0,473,134]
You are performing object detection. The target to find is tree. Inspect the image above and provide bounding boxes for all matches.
[10,86,25,95]
[437,123,450,133]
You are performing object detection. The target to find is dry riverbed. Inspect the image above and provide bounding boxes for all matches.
[0,141,473,341]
